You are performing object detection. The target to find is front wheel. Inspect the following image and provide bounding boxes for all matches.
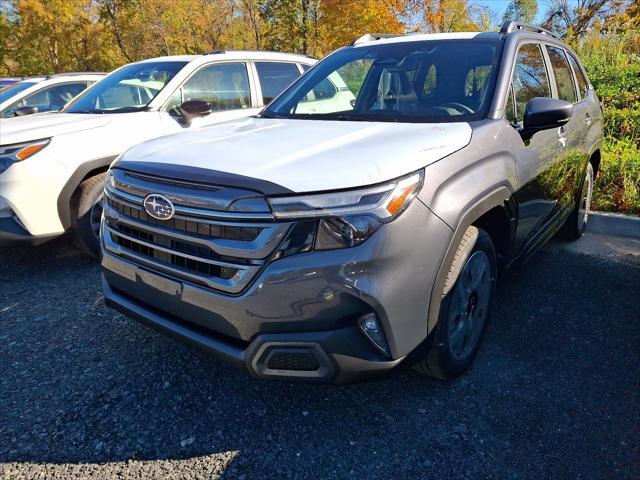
[414,227,497,380]
[72,172,105,258]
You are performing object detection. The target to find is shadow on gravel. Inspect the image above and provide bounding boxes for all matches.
[1,237,638,479]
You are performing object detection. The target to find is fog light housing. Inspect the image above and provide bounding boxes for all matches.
[358,313,390,357]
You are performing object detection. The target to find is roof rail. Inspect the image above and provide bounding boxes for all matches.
[500,21,561,39]
[353,33,406,45]
[45,72,107,79]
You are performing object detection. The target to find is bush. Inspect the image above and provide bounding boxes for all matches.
[592,138,640,214]
[572,29,640,215]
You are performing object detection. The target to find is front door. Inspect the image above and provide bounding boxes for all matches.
[509,42,566,251]
[159,61,262,134]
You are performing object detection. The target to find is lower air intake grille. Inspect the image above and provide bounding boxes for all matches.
[266,349,321,371]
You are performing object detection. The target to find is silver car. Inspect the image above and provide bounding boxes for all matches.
[101,22,603,383]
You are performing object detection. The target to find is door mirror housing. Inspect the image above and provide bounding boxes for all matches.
[15,106,38,117]
[521,97,573,139]
[178,100,213,125]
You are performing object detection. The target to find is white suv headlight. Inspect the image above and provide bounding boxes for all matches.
[0,138,51,173]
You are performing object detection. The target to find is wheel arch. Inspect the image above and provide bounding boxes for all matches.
[57,155,118,230]
[427,186,514,333]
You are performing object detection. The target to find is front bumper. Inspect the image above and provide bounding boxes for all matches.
[101,200,453,383]
[0,216,59,246]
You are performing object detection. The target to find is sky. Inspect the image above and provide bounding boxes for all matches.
[477,0,581,24]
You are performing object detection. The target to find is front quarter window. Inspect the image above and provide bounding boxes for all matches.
[65,61,187,114]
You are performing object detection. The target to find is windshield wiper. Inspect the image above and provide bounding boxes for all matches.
[336,113,400,122]
[260,112,286,119]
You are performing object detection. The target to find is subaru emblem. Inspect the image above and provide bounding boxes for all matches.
[143,194,175,220]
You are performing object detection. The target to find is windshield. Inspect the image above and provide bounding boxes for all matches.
[264,40,501,123]
[0,81,36,103]
[65,61,187,113]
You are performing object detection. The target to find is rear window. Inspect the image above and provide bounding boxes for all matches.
[255,62,300,104]
[547,46,577,103]
[567,53,589,100]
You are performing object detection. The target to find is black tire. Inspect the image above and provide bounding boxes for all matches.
[559,162,594,241]
[414,227,497,380]
[72,172,105,258]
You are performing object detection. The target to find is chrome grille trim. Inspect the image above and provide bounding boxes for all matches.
[104,186,274,221]
[103,227,258,292]
[103,171,292,294]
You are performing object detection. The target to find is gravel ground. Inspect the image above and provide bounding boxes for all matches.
[1,232,638,479]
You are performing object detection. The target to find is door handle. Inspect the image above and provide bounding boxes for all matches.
[585,113,592,126]
[558,126,567,147]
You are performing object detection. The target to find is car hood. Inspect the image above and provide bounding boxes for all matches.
[0,113,111,144]
[116,116,472,193]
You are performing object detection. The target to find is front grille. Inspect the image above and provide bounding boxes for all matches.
[103,170,291,294]
[112,224,239,279]
[108,197,261,241]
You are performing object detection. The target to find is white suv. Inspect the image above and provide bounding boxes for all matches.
[0,51,315,254]
[0,73,105,118]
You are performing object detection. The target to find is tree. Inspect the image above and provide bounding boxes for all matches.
[403,0,494,33]
[542,0,628,38]
[317,0,404,55]
[502,0,538,24]
[260,0,320,55]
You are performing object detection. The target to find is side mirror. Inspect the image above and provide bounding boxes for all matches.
[178,100,213,125]
[521,97,573,140]
[15,106,38,117]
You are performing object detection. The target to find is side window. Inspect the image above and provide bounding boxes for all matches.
[546,46,577,103]
[255,62,300,104]
[512,43,551,123]
[567,53,589,100]
[180,62,251,112]
[6,82,87,116]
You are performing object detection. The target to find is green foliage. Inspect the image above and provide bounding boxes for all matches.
[592,138,640,214]
[503,0,538,24]
[572,28,640,214]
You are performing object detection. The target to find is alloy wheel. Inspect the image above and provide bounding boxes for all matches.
[447,250,492,360]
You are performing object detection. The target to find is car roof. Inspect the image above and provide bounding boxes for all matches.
[352,22,563,48]
[353,31,501,48]
[137,51,316,66]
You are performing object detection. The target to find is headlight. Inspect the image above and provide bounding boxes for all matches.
[268,170,424,250]
[0,138,51,173]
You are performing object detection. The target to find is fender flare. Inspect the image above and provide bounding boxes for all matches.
[427,186,513,332]
[57,155,118,230]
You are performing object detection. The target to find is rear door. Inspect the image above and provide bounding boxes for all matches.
[509,42,564,250]
[544,45,584,214]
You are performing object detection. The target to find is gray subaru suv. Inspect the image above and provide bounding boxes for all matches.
[101,22,603,383]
